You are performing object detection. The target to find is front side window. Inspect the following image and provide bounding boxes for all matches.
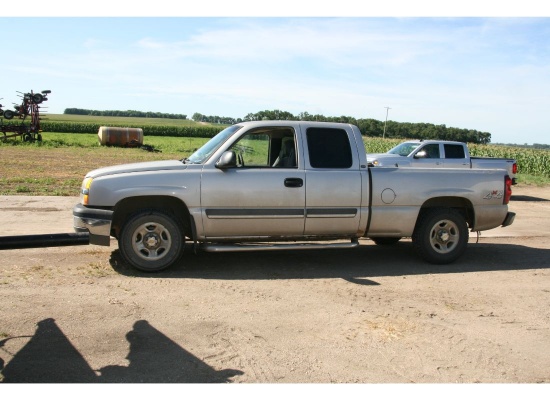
[306,128,352,168]
[420,144,441,159]
[230,133,271,167]
[228,127,297,168]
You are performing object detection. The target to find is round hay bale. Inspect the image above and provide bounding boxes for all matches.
[98,126,144,147]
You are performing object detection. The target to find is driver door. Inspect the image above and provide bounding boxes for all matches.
[412,143,443,168]
[200,127,306,238]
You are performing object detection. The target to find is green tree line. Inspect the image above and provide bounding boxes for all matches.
[195,109,491,144]
[64,108,187,120]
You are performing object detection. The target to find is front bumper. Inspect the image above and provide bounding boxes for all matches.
[73,204,113,246]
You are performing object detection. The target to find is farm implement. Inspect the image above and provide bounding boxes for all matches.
[1,89,51,142]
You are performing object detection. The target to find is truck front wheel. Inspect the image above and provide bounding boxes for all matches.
[412,208,468,264]
[118,209,184,272]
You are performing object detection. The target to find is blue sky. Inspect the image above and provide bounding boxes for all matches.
[2,3,550,144]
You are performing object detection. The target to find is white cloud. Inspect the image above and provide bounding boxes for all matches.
[1,17,549,143]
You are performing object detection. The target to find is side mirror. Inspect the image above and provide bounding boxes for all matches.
[414,150,427,159]
[215,151,237,169]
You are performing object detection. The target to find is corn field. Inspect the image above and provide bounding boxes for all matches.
[364,138,402,154]
[40,121,221,138]
[469,144,550,178]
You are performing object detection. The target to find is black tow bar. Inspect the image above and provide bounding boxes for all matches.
[0,233,90,250]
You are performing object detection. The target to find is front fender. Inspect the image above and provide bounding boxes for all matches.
[88,170,201,207]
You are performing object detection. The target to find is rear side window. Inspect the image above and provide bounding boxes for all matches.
[444,144,466,159]
[306,128,353,168]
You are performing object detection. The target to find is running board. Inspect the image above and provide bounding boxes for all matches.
[201,239,359,253]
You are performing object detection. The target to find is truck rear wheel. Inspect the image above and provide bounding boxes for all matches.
[118,209,184,272]
[412,208,468,264]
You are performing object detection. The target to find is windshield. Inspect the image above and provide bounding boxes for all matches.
[387,142,421,157]
[185,125,242,164]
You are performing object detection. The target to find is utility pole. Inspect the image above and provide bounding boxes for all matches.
[383,106,391,139]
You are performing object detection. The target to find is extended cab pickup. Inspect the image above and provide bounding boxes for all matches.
[74,121,515,272]
[367,140,518,184]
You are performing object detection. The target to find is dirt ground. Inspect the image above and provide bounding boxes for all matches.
[0,185,549,384]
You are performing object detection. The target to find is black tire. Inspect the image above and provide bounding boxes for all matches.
[32,93,44,104]
[3,109,14,119]
[412,208,468,264]
[23,133,32,142]
[371,237,401,245]
[118,210,184,272]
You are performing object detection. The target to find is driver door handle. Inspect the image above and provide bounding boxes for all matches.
[284,178,303,188]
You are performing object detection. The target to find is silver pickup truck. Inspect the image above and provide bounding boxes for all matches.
[367,139,518,184]
[74,121,515,272]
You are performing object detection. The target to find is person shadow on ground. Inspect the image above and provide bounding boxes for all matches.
[1,318,242,383]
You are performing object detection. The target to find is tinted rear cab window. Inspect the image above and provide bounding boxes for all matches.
[444,144,466,159]
[306,128,352,168]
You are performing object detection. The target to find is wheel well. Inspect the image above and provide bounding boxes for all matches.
[111,196,193,239]
[419,197,474,227]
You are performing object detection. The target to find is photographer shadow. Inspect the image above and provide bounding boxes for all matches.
[1,318,242,383]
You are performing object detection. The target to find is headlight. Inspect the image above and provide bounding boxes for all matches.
[81,177,93,205]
